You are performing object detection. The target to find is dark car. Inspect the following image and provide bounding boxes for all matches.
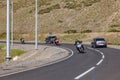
[91,38,107,48]
[45,36,57,44]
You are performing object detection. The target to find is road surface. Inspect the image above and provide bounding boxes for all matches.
[0,43,120,80]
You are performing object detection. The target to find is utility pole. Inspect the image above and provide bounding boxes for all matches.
[11,0,14,46]
[6,0,11,61]
[35,0,38,50]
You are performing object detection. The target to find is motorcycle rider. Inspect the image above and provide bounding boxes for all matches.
[74,39,84,51]
[20,38,25,44]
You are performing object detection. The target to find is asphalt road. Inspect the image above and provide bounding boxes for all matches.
[0,43,120,80]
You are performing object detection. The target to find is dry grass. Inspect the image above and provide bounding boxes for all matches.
[58,32,120,44]
[0,1,120,39]
[85,32,120,43]
[12,32,120,45]
[0,0,120,36]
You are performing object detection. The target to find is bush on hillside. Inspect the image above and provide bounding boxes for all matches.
[0,33,6,39]
[110,24,119,28]
[64,0,101,9]
[64,30,77,34]
[81,29,92,33]
[38,0,49,6]
[108,29,120,32]
[64,2,78,9]
[38,4,60,14]
[58,20,63,23]
[81,0,101,7]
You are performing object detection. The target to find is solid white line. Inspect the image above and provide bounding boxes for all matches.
[74,67,95,80]
[102,54,105,59]
[96,59,103,66]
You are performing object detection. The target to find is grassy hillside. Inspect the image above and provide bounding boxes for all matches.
[0,0,120,44]
[0,0,120,34]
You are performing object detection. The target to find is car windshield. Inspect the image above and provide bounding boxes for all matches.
[96,38,105,41]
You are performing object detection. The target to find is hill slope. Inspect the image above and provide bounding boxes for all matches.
[0,0,120,33]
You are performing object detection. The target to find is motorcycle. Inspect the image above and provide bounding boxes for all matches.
[76,43,84,53]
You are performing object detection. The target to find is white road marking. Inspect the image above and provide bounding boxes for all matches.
[102,55,105,59]
[74,67,96,80]
[74,47,105,80]
[96,59,103,66]
[95,49,105,59]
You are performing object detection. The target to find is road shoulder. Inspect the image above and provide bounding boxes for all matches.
[0,44,72,77]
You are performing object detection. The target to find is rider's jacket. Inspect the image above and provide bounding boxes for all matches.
[74,41,82,45]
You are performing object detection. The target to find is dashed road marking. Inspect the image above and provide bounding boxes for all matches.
[74,47,105,80]
[74,67,96,80]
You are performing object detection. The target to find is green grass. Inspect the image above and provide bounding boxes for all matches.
[11,49,26,57]
[0,48,25,63]
[0,44,4,49]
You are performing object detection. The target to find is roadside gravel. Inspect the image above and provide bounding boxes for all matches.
[108,45,120,49]
[0,44,71,77]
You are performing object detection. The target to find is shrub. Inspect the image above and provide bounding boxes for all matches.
[52,4,61,9]
[65,2,77,9]
[81,0,101,7]
[0,33,6,39]
[58,20,63,23]
[64,30,77,34]
[64,0,100,9]
[110,24,119,28]
[64,0,74,2]
[38,0,50,7]
[108,29,120,32]
[29,9,34,14]
[38,8,51,14]
[38,4,60,14]
[81,29,92,33]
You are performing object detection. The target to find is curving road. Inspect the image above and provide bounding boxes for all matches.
[0,43,120,80]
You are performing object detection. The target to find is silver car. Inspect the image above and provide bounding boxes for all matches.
[91,38,107,48]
